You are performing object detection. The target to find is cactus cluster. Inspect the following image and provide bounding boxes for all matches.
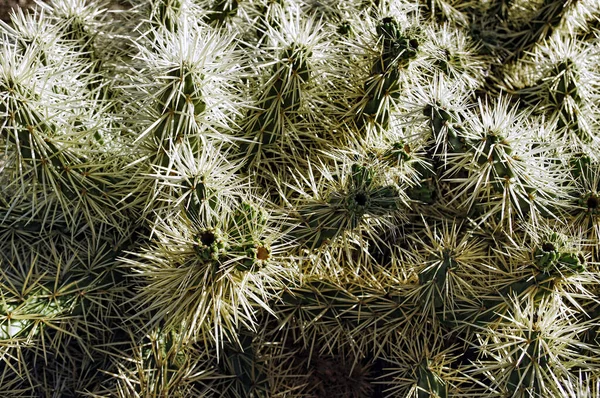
[1,0,600,396]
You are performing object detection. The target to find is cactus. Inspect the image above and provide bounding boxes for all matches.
[1,0,600,396]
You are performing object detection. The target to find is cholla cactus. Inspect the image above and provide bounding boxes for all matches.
[470,294,600,397]
[1,0,600,396]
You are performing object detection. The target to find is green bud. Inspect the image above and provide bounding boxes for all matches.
[558,252,585,274]
[535,242,560,272]
[234,243,271,272]
[194,229,227,261]
[580,192,599,214]
[534,235,586,275]
[337,21,352,36]
[383,142,412,164]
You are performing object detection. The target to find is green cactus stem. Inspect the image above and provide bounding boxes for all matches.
[205,0,239,25]
[194,228,228,262]
[423,102,467,156]
[416,358,447,398]
[360,17,418,129]
[506,330,549,396]
[240,42,312,169]
[418,250,457,310]
[298,163,401,248]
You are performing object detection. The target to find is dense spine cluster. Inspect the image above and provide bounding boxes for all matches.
[1,0,600,396]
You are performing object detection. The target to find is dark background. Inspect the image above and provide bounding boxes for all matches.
[0,0,39,22]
